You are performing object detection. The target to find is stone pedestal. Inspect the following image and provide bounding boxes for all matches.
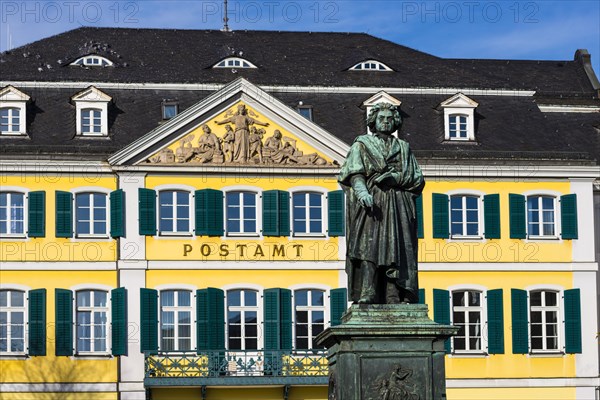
[316,304,457,400]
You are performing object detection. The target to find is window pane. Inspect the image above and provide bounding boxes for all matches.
[77,291,91,307]
[0,292,6,307]
[10,291,23,307]
[530,292,542,306]
[545,292,557,306]
[452,292,465,307]
[311,290,324,306]
[228,290,241,306]
[161,291,175,307]
[295,291,308,306]
[94,291,107,307]
[244,291,257,307]
[178,291,191,307]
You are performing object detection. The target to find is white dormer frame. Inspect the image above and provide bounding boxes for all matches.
[440,93,479,141]
[0,85,30,136]
[363,91,402,136]
[213,57,257,69]
[70,55,114,67]
[350,60,393,71]
[71,86,112,136]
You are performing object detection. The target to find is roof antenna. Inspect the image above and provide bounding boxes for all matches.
[222,0,231,32]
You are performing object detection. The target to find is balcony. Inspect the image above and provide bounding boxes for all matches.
[144,350,328,387]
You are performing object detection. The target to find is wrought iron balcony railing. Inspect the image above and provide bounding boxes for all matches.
[144,350,328,386]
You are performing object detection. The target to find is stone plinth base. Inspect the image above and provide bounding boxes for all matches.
[316,304,457,400]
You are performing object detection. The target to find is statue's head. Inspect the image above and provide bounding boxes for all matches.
[366,103,401,135]
[273,130,282,139]
[237,104,247,115]
[201,124,211,134]
[225,125,233,132]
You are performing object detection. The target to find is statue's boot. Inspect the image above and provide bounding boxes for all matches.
[358,262,377,304]
[385,279,401,304]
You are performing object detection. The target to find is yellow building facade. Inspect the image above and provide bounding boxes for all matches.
[1,29,599,400]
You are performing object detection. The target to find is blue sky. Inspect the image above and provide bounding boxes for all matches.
[2,0,599,74]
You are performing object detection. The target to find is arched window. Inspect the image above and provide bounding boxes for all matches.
[0,192,25,236]
[159,190,191,235]
[0,107,21,134]
[76,289,109,353]
[227,289,259,350]
[451,290,483,352]
[349,60,392,71]
[527,195,556,237]
[71,55,114,67]
[529,290,559,352]
[75,192,108,237]
[213,57,257,68]
[294,289,325,349]
[450,194,481,238]
[448,114,468,139]
[160,289,193,351]
[0,289,26,353]
[80,108,103,135]
[292,192,324,235]
[226,191,257,235]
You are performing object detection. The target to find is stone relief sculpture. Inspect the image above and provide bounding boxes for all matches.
[371,365,420,400]
[147,104,335,166]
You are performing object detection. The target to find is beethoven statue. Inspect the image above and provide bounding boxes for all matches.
[339,103,424,304]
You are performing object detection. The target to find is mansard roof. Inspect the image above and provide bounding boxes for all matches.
[1,27,598,97]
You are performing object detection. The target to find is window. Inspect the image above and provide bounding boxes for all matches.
[81,108,102,135]
[71,55,114,67]
[71,86,111,136]
[75,193,107,237]
[162,103,178,120]
[530,290,559,352]
[226,192,257,235]
[448,114,468,139]
[527,196,556,237]
[293,192,323,235]
[294,289,325,350]
[214,57,257,68]
[227,289,259,350]
[0,192,25,236]
[350,60,392,71]
[76,290,108,353]
[159,191,191,235]
[452,290,483,352]
[441,93,478,141]
[450,195,480,237]
[160,290,193,351]
[296,106,313,121]
[0,290,26,353]
[0,108,21,134]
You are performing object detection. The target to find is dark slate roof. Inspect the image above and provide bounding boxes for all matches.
[1,86,598,166]
[1,27,598,97]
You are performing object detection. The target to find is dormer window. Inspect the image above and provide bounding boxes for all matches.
[0,85,30,136]
[350,60,392,71]
[213,57,257,69]
[440,93,478,141]
[162,102,178,120]
[71,55,114,67]
[71,86,112,137]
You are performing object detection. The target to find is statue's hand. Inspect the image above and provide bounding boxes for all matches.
[357,192,373,208]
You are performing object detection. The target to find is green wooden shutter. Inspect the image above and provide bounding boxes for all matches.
[138,188,156,236]
[55,191,73,238]
[564,289,582,354]
[484,194,501,239]
[111,288,128,356]
[433,289,451,353]
[263,190,290,236]
[195,189,224,236]
[511,289,529,354]
[432,194,449,239]
[28,289,46,356]
[263,288,280,350]
[416,194,424,239]
[330,288,347,327]
[196,288,225,351]
[140,288,158,353]
[509,194,526,239]
[28,191,45,238]
[110,190,125,238]
[328,190,345,236]
[487,289,504,354]
[280,289,292,351]
[560,194,578,240]
[418,288,426,305]
[55,289,73,356]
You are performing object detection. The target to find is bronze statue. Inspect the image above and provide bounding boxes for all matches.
[339,103,424,304]
[215,104,269,163]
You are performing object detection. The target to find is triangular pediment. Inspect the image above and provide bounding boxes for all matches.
[363,91,401,107]
[109,78,349,167]
[0,85,30,102]
[71,86,112,102]
[440,92,478,108]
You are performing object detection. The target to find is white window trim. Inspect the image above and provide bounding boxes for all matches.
[0,190,27,239]
[448,287,488,355]
[290,189,327,238]
[72,189,110,239]
[156,287,196,353]
[213,57,257,69]
[441,93,478,141]
[0,86,29,136]
[72,87,111,137]
[223,186,261,237]
[524,284,565,355]
[523,191,562,240]
[157,190,193,237]
[448,193,484,240]
[70,55,114,67]
[225,287,263,351]
[291,287,329,350]
[0,286,29,356]
[350,60,393,71]
[162,102,179,120]
[69,284,113,357]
